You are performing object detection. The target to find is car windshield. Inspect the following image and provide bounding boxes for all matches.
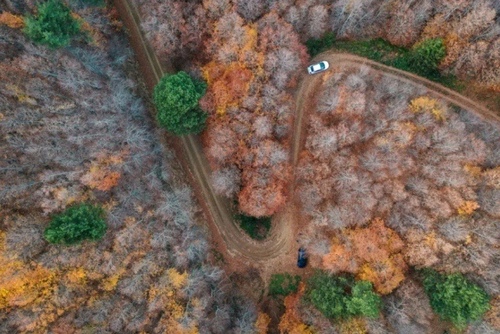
[319,62,325,69]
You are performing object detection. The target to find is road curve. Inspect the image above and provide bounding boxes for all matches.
[293,52,500,171]
[318,51,500,126]
[114,0,500,263]
[114,0,293,261]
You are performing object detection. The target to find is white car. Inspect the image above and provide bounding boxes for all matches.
[307,61,329,74]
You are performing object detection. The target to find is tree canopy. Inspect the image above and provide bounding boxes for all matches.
[153,72,207,135]
[44,203,107,245]
[406,38,446,78]
[422,269,490,329]
[269,273,301,297]
[306,271,381,320]
[24,0,81,48]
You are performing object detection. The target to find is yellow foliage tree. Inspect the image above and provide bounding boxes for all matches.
[0,232,59,311]
[338,318,367,334]
[147,268,196,332]
[167,268,188,290]
[64,267,87,287]
[101,273,121,292]
[0,260,58,310]
[409,96,446,121]
[357,255,407,295]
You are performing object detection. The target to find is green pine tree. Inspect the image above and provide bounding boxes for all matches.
[153,72,208,135]
[24,0,81,48]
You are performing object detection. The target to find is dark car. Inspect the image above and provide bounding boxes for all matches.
[297,247,307,268]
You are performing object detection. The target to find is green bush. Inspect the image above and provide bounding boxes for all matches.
[153,72,208,135]
[234,212,271,240]
[24,0,81,48]
[44,203,107,245]
[422,269,490,329]
[403,38,446,79]
[306,32,336,57]
[305,35,458,88]
[269,273,301,296]
[306,271,381,320]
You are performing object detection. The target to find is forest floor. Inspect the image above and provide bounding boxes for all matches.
[114,0,500,287]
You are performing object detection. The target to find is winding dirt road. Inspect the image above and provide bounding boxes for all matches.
[114,0,500,266]
[114,0,294,263]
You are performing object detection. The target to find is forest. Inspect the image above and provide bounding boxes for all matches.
[1,0,500,333]
[0,1,256,333]
[294,64,499,332]
[135,0,500,218]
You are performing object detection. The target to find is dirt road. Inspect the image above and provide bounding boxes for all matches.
[114,0,500,270]
[292,52,500,170]
[114,0,295,266]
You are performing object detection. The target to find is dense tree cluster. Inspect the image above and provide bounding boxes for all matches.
[133,0,500,216]
[422,269,490,329]
[135,0,309,217]
[200,11,308,217]
[0,4,256,332]
[136,0,500,87]
[296,68,500,291]
[296,65,499,331]
[3,0,500,332]
[304,0,500,86]
[322,218,407,295]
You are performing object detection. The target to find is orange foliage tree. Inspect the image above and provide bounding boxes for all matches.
[80,151,127,191]
[200,11,308,217]
[255,312,271,334]
[278,282,314,334]
[322,218,407,294]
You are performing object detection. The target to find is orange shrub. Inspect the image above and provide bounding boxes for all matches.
[80,152,126,191]
[0,12,24,29]
[255,312,271,334]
